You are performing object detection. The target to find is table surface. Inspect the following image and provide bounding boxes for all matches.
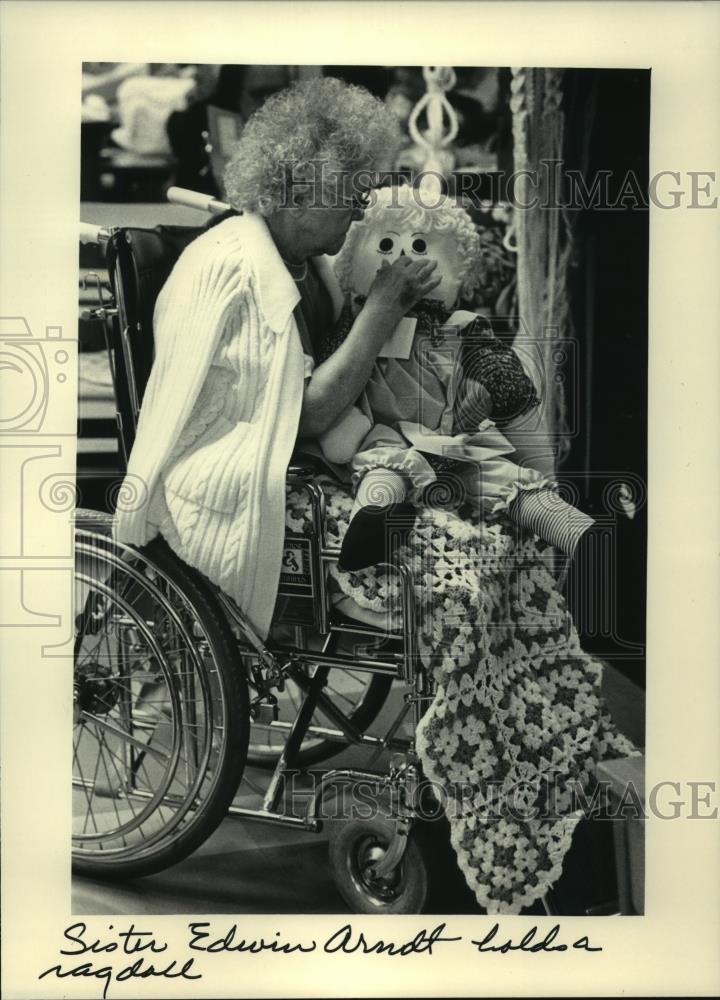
[81,200,209,229]
[596,754,646,800]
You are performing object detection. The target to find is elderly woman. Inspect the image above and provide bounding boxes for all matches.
[116,76,636,915]
[116,77,439,637]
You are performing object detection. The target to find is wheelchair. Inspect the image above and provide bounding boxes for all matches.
[75,190,466,915]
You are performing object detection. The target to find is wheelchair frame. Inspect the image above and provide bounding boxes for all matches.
[77,202,439,903]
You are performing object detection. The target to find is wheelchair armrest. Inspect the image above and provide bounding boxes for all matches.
[287,448,329,482]
[288,462,319,480]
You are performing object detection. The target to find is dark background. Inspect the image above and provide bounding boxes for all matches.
[563,69,649,685]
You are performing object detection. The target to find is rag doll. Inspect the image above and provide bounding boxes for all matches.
[318,184,595,571]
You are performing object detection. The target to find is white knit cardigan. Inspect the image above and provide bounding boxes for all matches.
[113,213,343,639]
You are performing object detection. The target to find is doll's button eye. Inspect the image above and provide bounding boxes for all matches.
[411,237,427,254]
[378,237,394,253]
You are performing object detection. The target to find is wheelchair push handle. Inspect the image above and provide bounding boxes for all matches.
[80,222,111,246]
[166,186,231,216]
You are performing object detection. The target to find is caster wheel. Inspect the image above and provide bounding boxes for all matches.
[328,817,431,914]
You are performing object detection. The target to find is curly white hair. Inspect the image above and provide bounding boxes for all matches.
[224,76,401,216]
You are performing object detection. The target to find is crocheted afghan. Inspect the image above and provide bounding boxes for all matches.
[286,478,638,914]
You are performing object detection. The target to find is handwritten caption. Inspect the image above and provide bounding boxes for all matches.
[38,920,602,997]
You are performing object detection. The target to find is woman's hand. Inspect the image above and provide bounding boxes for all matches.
[299,259,440,438]
[364,257,441,325]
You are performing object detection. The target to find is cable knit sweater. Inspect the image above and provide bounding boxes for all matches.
[113,213,343,639]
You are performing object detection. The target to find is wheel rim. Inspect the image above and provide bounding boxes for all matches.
[347,833,405,905]
[73,530,229,864]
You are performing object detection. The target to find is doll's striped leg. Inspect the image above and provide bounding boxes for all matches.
[509,487,595,557]
[509,487,606,643]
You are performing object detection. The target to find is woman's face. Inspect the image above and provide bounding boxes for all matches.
[300,204,354,257]
[295,173,370,257]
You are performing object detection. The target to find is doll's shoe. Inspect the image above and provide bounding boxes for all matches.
[338,502,417,572]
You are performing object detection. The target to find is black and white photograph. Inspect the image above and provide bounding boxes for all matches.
[74,58,650,919]
[1,3,719,999]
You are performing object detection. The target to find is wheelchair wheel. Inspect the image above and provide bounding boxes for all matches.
[328,815,476,915]
[246,668,392,769]
[328,817,433,914]
[73,521,249,880]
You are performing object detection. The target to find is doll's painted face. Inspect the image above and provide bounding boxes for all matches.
[349,217,465,310]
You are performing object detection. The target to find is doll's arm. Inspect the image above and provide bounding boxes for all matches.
[317,404,372,465]
[457,316,539,426]
[453,375,495,434]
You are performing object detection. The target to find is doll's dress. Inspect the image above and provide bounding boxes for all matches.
[351,319,550,515]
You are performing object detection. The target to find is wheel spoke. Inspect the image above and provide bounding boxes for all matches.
[73,530,247,875]
[81,712,173,764]
[73,728,99,832]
